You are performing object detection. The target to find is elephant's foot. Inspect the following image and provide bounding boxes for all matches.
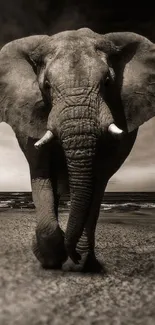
[32,226,67,269]
[62,252,105,273]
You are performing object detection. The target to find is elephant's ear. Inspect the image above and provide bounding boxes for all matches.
[0,35,51,145]
[104,32,155,132]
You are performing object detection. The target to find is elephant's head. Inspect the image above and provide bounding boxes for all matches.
[1,28,155,262]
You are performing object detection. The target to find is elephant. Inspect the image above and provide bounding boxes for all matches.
[0,27,155,272]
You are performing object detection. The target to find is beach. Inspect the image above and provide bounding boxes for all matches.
[0,208,155,325]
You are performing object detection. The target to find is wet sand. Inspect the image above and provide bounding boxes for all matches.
[0,208,155,325]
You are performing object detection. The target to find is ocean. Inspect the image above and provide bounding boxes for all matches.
[0,192,155,211]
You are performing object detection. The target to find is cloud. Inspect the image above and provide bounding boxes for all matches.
[107,118,155,191]
[0,168,31,192]
[107,165,155,192]
[0,123,31,191]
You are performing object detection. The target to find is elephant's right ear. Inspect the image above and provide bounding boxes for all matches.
[0,35,51,142]
[104,32,155,133]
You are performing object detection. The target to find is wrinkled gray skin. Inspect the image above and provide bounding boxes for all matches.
[0,28,155,272]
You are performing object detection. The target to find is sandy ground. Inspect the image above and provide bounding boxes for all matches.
[0,208,155,325]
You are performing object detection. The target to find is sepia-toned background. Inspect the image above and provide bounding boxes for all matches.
[0,1,155,192]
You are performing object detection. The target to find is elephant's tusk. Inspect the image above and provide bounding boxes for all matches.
[108,123,124,136]
[34,130,54,149]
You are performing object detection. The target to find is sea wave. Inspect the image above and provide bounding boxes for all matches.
[1,195,155,210]
[101,202,155,211]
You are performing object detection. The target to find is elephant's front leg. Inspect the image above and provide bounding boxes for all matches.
[25,139,67,269]
[31,178,67,268]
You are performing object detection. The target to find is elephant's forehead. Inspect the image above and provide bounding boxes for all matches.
[46,29,108,76]
[48,29,98,54]
[51,38,92,55]
[50,28,98,42]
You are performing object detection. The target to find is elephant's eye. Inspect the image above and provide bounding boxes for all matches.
[104,68,115,86]
[104,74,110,86]
[44,79,51,89]
[103,72,111,87]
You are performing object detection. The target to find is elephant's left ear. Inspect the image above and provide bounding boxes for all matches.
[104,32,155,132]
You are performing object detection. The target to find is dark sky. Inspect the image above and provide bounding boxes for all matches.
[0,1,155,191]
[0,1,154,44]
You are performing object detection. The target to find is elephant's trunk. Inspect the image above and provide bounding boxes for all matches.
[64,139,96,263]
[60,107,97,263]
